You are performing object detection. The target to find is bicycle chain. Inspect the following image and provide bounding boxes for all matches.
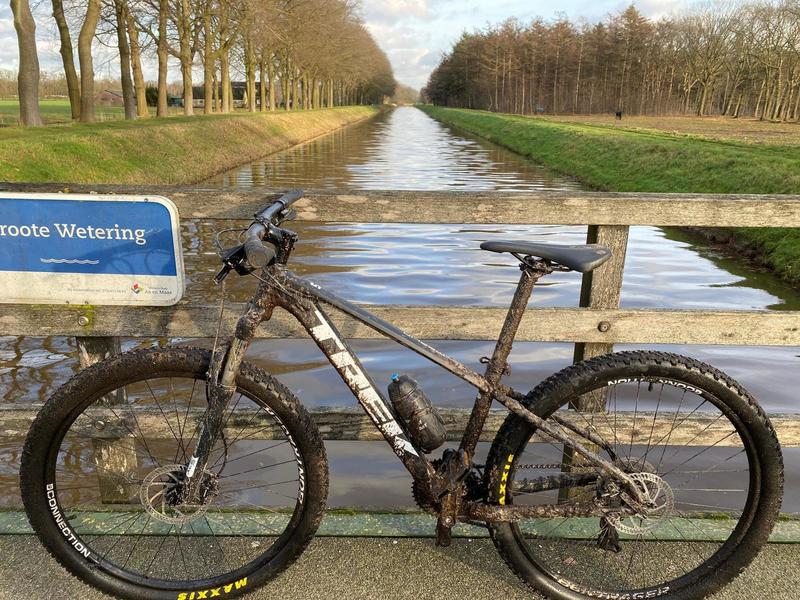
[513,463,611,547]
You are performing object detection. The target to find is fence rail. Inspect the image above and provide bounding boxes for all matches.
[2,185,799,501]
[1,405,798,446]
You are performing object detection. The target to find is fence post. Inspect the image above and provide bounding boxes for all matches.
[77,336,139,503]
[572,224,630,408]
[560,225,629,498]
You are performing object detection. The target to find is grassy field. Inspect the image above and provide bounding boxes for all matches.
[420,106,800,284]
[542,114,800,145]
[0,105,377,184]
[0,99,191,125]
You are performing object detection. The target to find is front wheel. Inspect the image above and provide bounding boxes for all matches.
[486,350,783,600]
[20,346,328,600]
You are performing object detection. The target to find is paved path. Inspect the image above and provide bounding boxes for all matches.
[0,536,796,600]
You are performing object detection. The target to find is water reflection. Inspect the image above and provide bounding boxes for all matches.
[213,107,582,191]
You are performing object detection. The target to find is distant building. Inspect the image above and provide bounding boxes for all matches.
[188,82,255,108]
[95,90,124,107]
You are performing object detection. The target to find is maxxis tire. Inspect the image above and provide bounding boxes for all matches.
[20,346,329,600]
[485,350,784,600]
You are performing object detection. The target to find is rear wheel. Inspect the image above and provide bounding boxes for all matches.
[486,351,783,600]
[21,346,328,600]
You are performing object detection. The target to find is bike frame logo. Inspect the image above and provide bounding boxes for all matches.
[307,307,418,458]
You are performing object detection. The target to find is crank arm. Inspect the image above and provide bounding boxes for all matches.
[493,391,643,502]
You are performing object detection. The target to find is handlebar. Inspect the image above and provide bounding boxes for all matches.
[243,189,304,268]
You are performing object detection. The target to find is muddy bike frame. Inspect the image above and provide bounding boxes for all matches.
[185,200,644,524]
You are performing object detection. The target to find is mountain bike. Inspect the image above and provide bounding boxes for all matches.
[21,190,783,600]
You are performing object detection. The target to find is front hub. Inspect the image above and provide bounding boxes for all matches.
[140,464,220,525]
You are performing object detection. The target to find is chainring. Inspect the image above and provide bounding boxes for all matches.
[412,459,485,513]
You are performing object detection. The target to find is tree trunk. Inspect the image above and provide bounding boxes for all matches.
[793,84,800,121]
[156,0,168,117]
[78,0,101,123]
[113,0,136,120]
[125,7,148,118]
[754,76,766,120]
[244,42,256,112]
[11,0,42,127]
[213,67,219,112]
[202,9,213,115]
[282,61,291,110]
[221,51,231,113]
[51,0,80,120]
[574,38,583,114]
[181,58,194,116]
[267,56,276,111]
[178,0,193,116]
[259,61,267,112]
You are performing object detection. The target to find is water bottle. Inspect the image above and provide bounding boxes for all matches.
[388,374,447,453]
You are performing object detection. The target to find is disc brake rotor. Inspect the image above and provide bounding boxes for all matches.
[140,464,219,525]
[606,472,675,535]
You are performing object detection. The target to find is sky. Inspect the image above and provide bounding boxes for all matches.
[0,0,693,91]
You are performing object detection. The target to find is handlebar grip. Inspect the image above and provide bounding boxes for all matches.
[243,236,275,268]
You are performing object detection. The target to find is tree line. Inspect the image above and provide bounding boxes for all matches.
[422,1,800,121]
[9,0,396,127]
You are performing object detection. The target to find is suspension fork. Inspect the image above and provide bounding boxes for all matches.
[184,296,271,495]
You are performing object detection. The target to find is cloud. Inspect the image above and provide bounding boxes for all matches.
[362,0,430,24]
[418,50,441,68]
[628,0,691,19]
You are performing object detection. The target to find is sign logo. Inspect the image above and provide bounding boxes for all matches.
[0,193,184,306]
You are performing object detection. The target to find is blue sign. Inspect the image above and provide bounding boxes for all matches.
[0,193,184,306]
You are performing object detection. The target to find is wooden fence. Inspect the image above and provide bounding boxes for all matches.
[2,186,800,477]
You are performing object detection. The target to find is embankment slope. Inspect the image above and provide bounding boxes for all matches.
[0,106,377,185]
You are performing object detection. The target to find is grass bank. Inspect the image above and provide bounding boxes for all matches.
[420,105,800,285]
[0,106,377,184]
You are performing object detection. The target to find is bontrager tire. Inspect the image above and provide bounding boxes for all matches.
[486,350,783,600]
[21,346,328,600]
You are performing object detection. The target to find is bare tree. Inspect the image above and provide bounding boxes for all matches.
[51,0,81,119]
[78,0,102,122]
[10,0,43,127]
[124,1,149,117]
[114,0,137,119]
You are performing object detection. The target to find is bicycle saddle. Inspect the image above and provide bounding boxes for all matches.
[480,240,612,272]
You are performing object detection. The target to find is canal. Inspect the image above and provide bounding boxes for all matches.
[1,106,798,510]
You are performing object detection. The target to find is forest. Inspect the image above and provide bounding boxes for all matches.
[422,1,800,120]
[8,0,396,126]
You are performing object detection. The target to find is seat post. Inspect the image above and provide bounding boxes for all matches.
[459,260,545,455]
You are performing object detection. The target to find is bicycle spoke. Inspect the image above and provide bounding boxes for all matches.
[507,372,758,598]
[53,372,306,586]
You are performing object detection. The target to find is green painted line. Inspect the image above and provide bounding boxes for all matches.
[1,510,798,542]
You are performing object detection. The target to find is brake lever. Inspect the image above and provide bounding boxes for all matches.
[214,244,255,285]
[277,208,297,225]
[213,263,232,285]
